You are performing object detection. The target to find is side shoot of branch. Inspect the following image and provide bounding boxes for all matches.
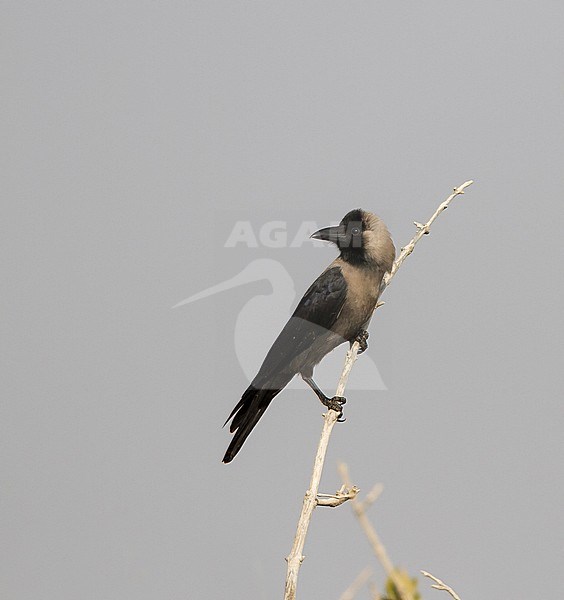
[421,570,462,600]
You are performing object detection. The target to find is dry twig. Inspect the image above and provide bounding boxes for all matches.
[284,352,359,600]
[358,483,383,513]
[283,181,474,600]
[382,180,474,290]
[316,484,360,507]
[338,463,413,600]
[421,570,461,600]
[368,580,382,600]
[338,566,373,600]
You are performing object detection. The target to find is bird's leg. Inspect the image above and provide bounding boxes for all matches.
[352,329,369,354]
[301,376,347,421]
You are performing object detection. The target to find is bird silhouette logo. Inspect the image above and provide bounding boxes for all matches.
[173,257,388,391]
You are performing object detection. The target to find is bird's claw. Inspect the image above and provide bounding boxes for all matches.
[322,395,347,421]
[354,330,369,354]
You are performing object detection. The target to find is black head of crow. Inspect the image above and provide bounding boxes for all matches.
[223,209,395,463]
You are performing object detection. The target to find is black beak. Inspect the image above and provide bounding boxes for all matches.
[310,225,347,244]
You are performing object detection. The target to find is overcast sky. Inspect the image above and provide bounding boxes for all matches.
[3,2,564,599]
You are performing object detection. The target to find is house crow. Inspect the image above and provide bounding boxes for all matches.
[223,209,395,463]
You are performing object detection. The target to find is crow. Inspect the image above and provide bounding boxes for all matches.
[223,209,395,463]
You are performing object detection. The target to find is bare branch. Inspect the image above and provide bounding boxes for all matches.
[316,484,360,507]
[368,580,382,600]
[284,347,360,600]
[382,180,473,291]
[338,566,373,600]
[358,483,383,513]
[283,181,474,600]
[421,571,462,600]
[338,463,413,600]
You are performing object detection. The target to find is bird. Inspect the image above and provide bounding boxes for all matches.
[222,209,395,463]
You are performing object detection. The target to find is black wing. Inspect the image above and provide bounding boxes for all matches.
[252,266,347,387]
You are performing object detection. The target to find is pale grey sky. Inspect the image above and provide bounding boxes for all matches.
[2,2,564,599]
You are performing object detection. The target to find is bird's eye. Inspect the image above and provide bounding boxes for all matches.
[351,227,360,235]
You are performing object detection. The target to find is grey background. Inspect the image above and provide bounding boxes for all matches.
[3,2,563,599]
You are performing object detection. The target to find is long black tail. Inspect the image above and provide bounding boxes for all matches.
[222,385,281,463]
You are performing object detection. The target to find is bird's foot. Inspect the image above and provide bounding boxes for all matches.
[321,395,347,422]
[353,329,369,354]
